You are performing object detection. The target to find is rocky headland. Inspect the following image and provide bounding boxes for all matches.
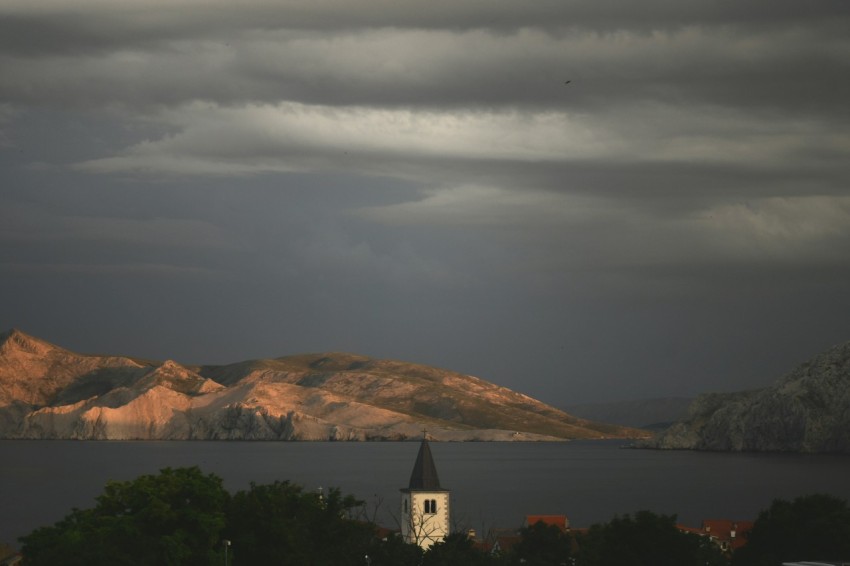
[0,329,647,441]
[645,340,850,453]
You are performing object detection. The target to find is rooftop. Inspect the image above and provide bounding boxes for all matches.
[405,438,444,491]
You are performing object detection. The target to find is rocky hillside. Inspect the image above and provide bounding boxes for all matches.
[646,340,850,453]
[0,329,646,441]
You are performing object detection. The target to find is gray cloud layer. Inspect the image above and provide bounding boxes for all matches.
[1,0,849,404]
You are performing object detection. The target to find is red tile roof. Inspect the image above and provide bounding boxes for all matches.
[677,519,754,552]
[525,515,569,531]
[701,519,753,551]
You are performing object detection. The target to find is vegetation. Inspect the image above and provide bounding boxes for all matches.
[731,493,850,566]
[20,467,227,565]
[225,481,373,565]
[18,470,850,566]
[575,511,725,566]
[508,520,574,566]
[19,467,423,566]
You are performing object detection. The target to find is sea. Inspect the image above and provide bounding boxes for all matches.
[2,439,850,547]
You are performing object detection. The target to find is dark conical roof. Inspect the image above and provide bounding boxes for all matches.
[407,438,443,490]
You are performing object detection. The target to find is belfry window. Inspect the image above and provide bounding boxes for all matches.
[424,499,437,514]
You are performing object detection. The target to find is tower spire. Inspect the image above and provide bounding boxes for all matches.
[408,435,442,490]
[400,434,450,549]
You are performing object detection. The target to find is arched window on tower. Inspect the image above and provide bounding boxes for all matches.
[424,499,437,514]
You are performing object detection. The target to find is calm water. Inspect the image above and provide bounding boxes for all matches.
[2,440,850,546]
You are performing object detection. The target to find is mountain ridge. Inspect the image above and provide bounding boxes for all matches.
[645,339,850,453]
[0,329,647,442]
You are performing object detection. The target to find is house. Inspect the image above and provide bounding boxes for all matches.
[488,530,522,557]
[677,519,753,554]
[525,514,570,531]
[701,519,753,553]
[487,514,574,557]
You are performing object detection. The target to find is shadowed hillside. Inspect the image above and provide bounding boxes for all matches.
[646,339,850,453]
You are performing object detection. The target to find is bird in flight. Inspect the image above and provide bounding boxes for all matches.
[564,80,571,85]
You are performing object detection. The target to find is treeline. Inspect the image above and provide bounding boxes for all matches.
[17,467,850,565]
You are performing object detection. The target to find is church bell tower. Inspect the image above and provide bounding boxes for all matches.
[400,434,450,549]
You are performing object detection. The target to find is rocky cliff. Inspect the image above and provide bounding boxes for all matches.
[0,329,646,441]
[646,340,850,453]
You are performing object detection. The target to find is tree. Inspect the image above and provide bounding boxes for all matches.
[732,494,850,566]
[21,467,416,566]
[510,521,574,566]
[576,510,703,566]
[422,532,491,566]
[225,480,375,565]
[20,466,228,566]
[364,532,423,566]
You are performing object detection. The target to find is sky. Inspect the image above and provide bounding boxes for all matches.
[1,1,849,406]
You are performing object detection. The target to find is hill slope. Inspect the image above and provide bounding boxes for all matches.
[0,329,646,441]
[646,340,850,453]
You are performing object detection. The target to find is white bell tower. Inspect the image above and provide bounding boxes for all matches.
[400,433,450,549]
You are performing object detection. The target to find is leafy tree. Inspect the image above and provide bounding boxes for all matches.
[364,532,423,566]
[732,494,850,566]
[576,510,703,566]
[21,467,416,566]
[509,521,574,566]
[696,534,730,566]
[41,467,834,566]
[422,532,491,566]
[20,466,228,566]
[225,480,375,565]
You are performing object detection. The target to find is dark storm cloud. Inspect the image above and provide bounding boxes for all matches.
[2,1,848,115]
[2,0,846,52]
[1,0,849,404]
